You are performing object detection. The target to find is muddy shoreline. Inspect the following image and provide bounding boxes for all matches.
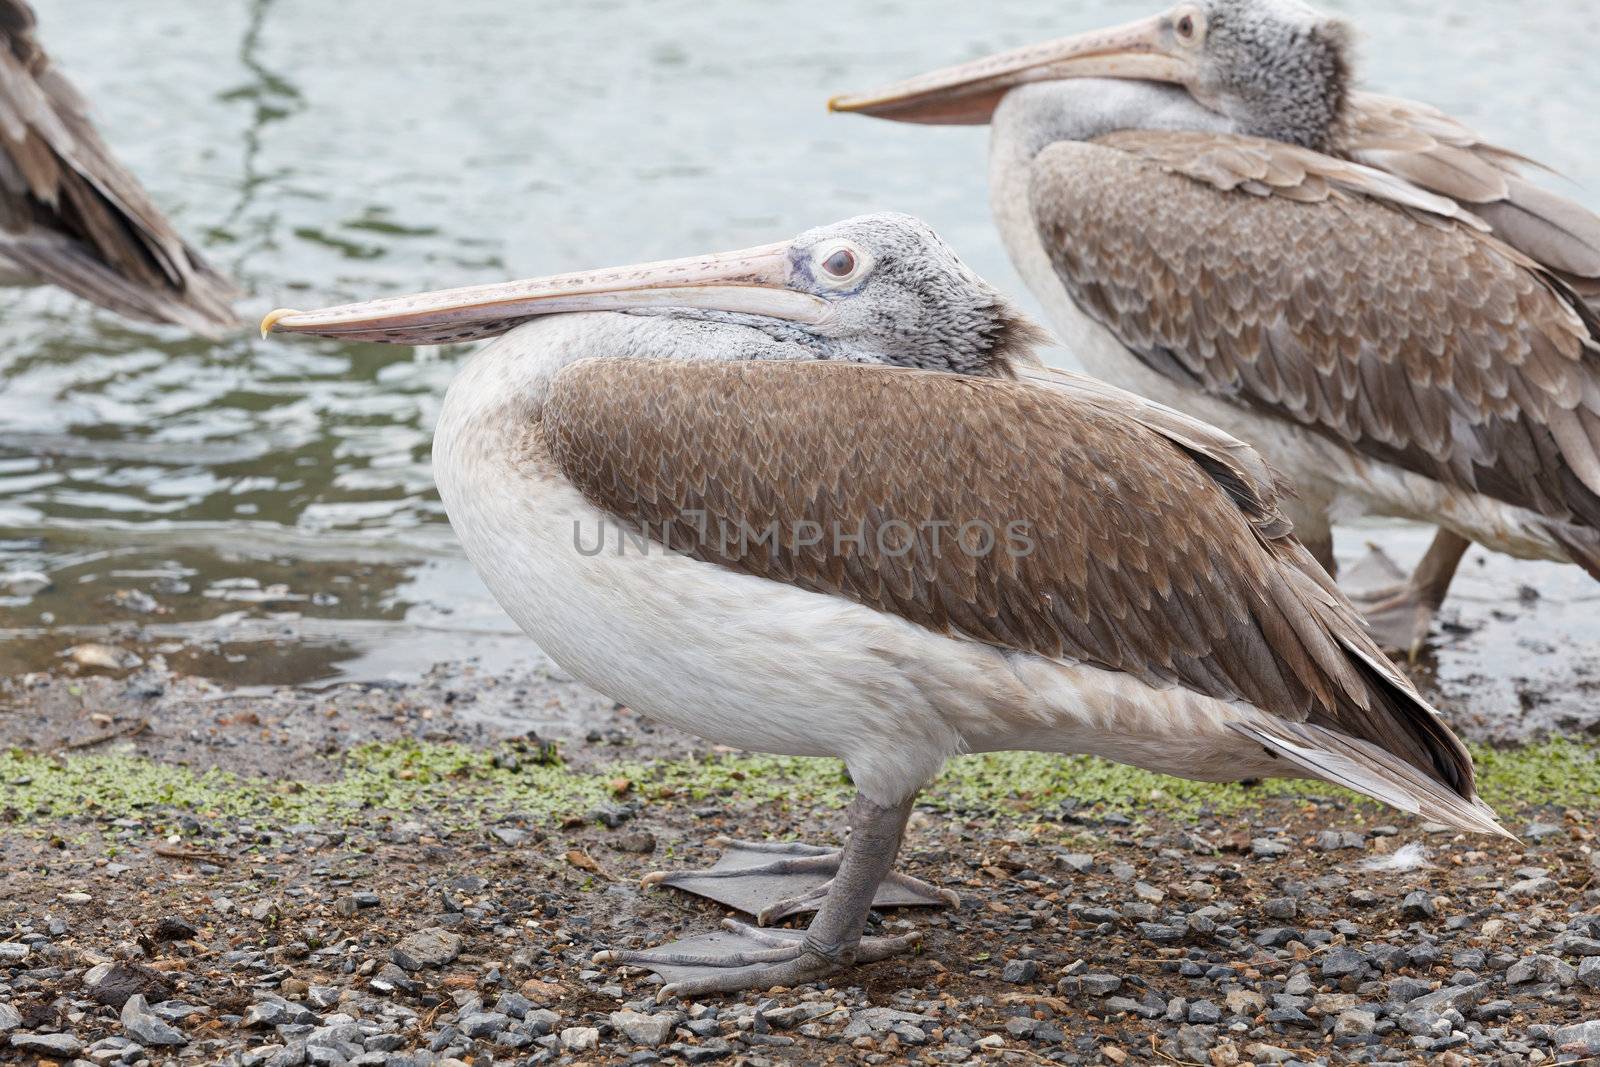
[4,649,1600,1066]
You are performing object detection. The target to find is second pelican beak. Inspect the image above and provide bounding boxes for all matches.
[830,14,1186,125]
[262,241,828,345]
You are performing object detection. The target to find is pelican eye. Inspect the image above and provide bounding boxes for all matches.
[821,248,858,278]
[1172,7,1204,43]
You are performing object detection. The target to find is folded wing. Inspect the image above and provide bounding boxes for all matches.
[1030,129,1600,540]
[540,356,1501,834]
[1342,92,1600,310]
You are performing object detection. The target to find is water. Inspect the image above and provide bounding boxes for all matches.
[1,0,1598,710]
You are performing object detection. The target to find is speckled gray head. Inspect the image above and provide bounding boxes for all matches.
[832,0,1354,151]
[777,213,1047,375]
[1179,0,1353,149]
[260,212,1048,377]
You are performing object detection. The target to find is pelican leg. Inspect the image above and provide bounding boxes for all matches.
[1346,529,1472,659]
[641,835,956,925]
[594,794,928,998]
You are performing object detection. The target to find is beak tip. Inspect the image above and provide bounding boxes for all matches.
[260,307,300,339]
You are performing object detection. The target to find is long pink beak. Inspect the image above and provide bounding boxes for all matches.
[829,14,1185,125]
[262,241,829,345]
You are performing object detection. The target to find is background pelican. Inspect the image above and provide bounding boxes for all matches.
[267,212,1502,997]
[0,0,237,333]
[834,0,1600,653]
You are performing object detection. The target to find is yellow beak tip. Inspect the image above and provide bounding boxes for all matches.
[259,308,299,339]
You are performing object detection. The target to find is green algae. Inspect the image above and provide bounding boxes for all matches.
[2,737,1595,834]
[0,740,615,831]
[1468,738,1600,812]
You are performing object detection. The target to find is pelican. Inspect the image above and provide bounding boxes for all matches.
[0,1,238,334]
[265,212,1503,998]
[833,0,1600,653]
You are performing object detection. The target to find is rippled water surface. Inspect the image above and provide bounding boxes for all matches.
[2,0,1598,714]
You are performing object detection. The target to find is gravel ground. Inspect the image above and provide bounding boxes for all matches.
[4,657,1600,1066]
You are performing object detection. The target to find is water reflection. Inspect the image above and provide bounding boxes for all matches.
[217,0,306,273]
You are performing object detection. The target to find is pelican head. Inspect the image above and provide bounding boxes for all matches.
[264,213,1046,377]
[832,0,1353,151]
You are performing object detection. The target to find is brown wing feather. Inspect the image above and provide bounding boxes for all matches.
[542,356,1477,804]
[1342,92,1600,301]
[1031,132,1600,534]
[0,0,239,334]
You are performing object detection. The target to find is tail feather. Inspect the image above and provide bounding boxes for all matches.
[1228,718,1510,838]
[1545,522,1600,581]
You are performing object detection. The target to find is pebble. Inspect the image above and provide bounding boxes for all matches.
[1555,935,1600,957]
[0,1004,18,1033]
[519,978,564,1004]
[1136,922,1184,943]
[1556,1020,1600,1054]
[1387,977,1431,1003]
[2,570,51,595]
[999,959,1038,983]
[1082,973,1123,996]
[1262,897,1297,920]
[493,992,533,1020]
[152,916,199,940]
[612,1010,677,1046]
[1408,982,1487,1014]
[1334,1008,1377,1039]
[243,1002,291,1029]
[68,643,140,671]
[1505,876,1560,898]
[613,831,657,853]
[525,1009,561,1036]
[121,994,188,1046]
[1320,947,1369,979]
[1401,890,1436,919]
[84,961,172,1009]
[458,1011,508,1038]
[560,1026,600,1051]
[10,1032,84,1055]
[1506,954,1576,986]
[843,1008,933,1038]
[391,928,462,971]
[1315,830,1365,851]
[1225,989,1264,1015]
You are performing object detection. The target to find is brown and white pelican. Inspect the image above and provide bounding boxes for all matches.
[0,1,238,334]
[833,0,1600,654]
[264,212,1503,998]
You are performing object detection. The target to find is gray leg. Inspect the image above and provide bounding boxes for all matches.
[1346,529,1471,659]
[641,835,956,925]
[594,793,927,999]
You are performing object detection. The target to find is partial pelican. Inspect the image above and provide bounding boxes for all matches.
[834,0,1600,653]
[265,212,1503,998]
[0,1,238,334]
